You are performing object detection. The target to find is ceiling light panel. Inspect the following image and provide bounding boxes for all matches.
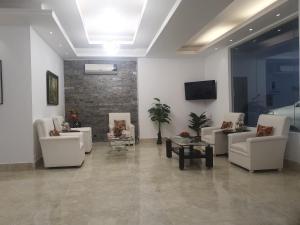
[182,0,284,51]
[196,24,235,44]
[76,0,147,45]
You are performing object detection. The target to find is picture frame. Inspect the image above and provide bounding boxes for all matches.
[0,60,3,104]
[46,71,59,105]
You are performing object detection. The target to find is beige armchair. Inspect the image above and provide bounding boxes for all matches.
[228,114,290,172]
[107,113,135,144]
[201,112,244,155]
[36,118,85,168]
[53,116,93,153]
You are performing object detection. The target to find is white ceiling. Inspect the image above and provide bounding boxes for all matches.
[40,0,178,57]
[0,0,297,59]
[145,0,234,57]
[201,0,298,56]
[184,0,282,48]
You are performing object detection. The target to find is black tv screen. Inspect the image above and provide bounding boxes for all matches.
[185,80,217,100]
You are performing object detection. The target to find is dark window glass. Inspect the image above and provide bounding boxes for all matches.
[231,19,299,131]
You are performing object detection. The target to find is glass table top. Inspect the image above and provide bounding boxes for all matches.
[170,136,208,147]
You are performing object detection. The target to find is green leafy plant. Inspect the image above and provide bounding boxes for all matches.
[148,98,171,144]
[189,112,209,137]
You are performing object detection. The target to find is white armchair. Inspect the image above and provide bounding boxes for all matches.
[107,113,135,144]
[228,114,290,172]
[36,118,85,168]
[53,116,93,153]
[201,112,245,155]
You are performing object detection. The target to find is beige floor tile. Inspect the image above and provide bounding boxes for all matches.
[0,142,299,225]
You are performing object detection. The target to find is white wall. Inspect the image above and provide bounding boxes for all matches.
[0,26,65,165]
[30,27,65,161]
[204,48,231,126]
[0,26,34,164]
[138,58,207,139]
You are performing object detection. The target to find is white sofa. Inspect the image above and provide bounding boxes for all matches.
[107,113,135,144]
[36,118,85,168]
[53,116,93,153]
[228,114,290,172]
[201,112,244,155]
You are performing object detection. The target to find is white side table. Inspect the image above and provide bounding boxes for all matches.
[71,127,93,153]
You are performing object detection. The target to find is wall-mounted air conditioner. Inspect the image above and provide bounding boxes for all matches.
[84,64,118,75]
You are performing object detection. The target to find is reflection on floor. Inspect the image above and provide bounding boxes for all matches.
[0,142,300,225]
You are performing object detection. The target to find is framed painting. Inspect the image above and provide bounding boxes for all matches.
[46,71,59,105]
[0,60,2,104]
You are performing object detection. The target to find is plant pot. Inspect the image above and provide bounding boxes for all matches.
[157,131,162,144]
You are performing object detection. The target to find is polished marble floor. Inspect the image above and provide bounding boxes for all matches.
[0,142,300,225]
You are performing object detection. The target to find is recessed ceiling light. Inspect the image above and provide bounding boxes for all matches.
[277,29,281,32]
[49,31,53,35]
[276,13,281,17]
[229,39,233,42]
[249,28,254,31]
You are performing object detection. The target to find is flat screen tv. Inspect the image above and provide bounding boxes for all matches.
[185,80,217,100]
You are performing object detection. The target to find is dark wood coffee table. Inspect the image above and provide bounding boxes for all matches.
[166,137,213,170]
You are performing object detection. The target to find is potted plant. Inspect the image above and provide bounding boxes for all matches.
[148,98,171,144]
[188,112,209,140]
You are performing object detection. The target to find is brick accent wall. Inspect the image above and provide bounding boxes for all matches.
[64,60,138,142]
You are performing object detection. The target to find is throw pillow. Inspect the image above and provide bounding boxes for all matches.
[221,121,233,129]
[49,129,60,136]
[113,127,123,137]
[114,120,126,130]
[256,125,273,137]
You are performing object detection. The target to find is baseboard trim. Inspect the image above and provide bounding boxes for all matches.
[284,159,300,169]
[139,138,157,143]
[0,163,35,171]
[139,138,169,143]
[34,157,44,168]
